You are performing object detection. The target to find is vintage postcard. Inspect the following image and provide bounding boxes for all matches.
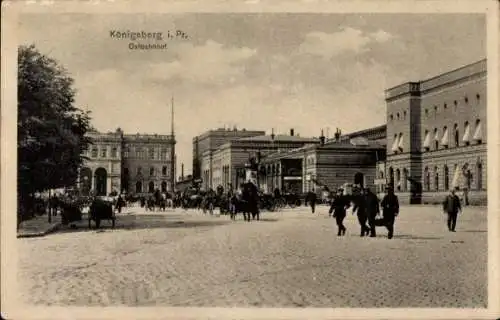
[1,0,499,319]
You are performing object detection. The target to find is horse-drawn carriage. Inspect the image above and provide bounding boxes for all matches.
[88,196,116,229]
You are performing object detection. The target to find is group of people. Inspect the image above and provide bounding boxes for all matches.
[309,184,464,239]
[326,186,399,239]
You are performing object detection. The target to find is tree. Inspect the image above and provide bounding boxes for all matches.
[17,44,92,221]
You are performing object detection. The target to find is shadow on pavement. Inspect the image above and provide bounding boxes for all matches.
[460,230,487,233]
[52,214,232,235]
[393,234,443,240]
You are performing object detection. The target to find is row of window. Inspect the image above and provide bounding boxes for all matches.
[385,161,484,192]
[124,166,170,177]
[134,180,169,193]
[391,119,483,154]
[90,146,119,159]
[391,133,405,153]
[389,93,481,122]
[423,119,482,151]
[88,146,171,160]
[422,162,483,191]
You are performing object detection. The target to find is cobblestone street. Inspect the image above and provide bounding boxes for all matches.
[17,205,487,308]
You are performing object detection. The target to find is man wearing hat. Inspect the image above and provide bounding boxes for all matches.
[329,187,350,236]
[364,187,380,237]
[379,184,399,239]
[442,188,462,232]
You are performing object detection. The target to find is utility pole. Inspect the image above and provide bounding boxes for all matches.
[170,96,176,194]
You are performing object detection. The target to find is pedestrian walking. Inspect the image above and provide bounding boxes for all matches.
[443,188,462,232]
[364,188,380,237]
[329,188,350,236]
[379,185,399,239]
[307,191,317,214]
[352,188,370,237]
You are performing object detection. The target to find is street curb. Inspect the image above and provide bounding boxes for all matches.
[16,222,61,238]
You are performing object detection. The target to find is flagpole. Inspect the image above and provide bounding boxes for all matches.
[170,96,176,194]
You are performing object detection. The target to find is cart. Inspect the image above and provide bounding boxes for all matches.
[88,197,116,229]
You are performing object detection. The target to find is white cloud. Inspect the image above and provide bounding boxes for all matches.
[370,29,395,43]
[298,27,396,59]
[145,40,257,84]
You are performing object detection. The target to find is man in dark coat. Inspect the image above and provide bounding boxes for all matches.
[307,191,317,214]
[329,188,351,236]
[364,188,380,237]
[443,188,462,232]
[352,188,370,237]
[379,185,399,239]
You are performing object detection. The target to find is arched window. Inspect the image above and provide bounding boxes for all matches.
[476,161,483,190]
[395,169,401,191]
[136,147,143,158]
[148,181,155,193]
[473,119,482,143]
[390,114,394,121]
[434,167,439,191]
[402,168,408,192]
[111,147,117,158]
[397,112,400,120]
[441,126,449,148]
[444,165,449,191]
[476,93,481,102]
[137,166,142,175]
[101,147,107,158]
[136,181,142,193]
[162,166,167,176]
[424,167,430,191]
[454,124,459,147]
[389,167,394,187]
[150,167,155,176]
[403,111,407,120]
[161,181,167,192]
[425,108,429,117]
[463,121,470,146]
[434,128,439,150]
[464,96,469,104]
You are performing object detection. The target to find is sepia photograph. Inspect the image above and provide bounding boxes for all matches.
[1,0,499,319]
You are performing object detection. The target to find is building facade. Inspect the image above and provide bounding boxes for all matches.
[385,59,487,205]
[192,127,266,180]
[201,130,319,190]
[259,135,386,195]
[80,129,176,196]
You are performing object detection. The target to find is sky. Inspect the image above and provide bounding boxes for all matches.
[17,13,486,176]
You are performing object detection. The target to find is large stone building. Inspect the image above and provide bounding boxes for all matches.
[201,129,319,190]
[384,59,486,204]
[79,129,176,196]
[259,128,386,195]
[192,127,266,180]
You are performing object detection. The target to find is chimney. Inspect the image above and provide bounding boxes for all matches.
[290,128,294,136]
[334,128,341,142]
[319,129,325,146]
[181,163,184,180]
[271,128,275,140]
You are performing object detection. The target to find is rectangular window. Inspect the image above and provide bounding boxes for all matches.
[101,148,107,158]
[91,147,98,158]
[149,148,155,160]
[162,166,167,175]
[111,147,117,158]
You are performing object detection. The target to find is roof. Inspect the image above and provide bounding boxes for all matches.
[237,134,318,143]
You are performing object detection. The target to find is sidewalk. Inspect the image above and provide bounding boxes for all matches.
[17,214,61,238]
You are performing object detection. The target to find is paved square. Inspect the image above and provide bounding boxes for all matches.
[17,205,487,308]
